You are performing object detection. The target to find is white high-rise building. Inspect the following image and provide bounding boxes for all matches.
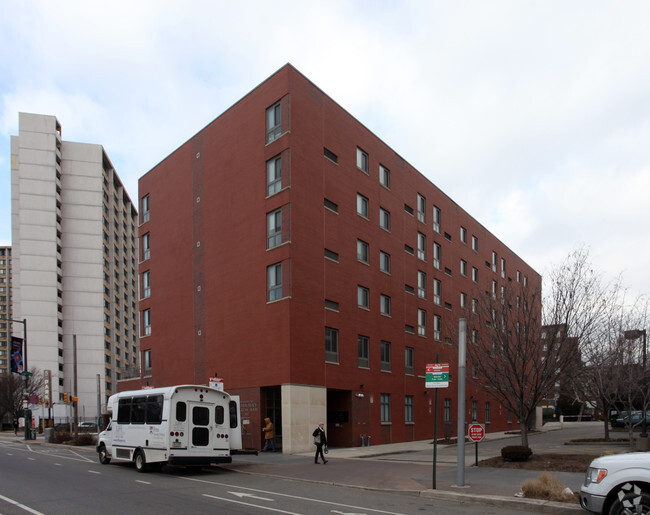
[11,113,139,420]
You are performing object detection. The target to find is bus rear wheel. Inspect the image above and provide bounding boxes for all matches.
[134,450,148,472]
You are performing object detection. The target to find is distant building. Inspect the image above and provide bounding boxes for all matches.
[10,113,139,420]
[122,64,541,452]
[0,246,11,376]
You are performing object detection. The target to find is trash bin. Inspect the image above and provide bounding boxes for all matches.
[43,428,53,443]
[29,428,36,440]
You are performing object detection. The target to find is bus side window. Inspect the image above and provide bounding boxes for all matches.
[176,401,187,422]
[215,406,224,425]
[229,401,238,429]
[131,397,146,424]
[147,395,163,424]
[117,397,132,424]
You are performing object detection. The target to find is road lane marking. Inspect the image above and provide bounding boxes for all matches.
[0,494,46,515]
[229,491,275,501]
[27,457,36,461]
[182,477,404,514]
[88,470,101,474]
[69,450,95,463]
[136,480,151,485]
[203,494,301,514]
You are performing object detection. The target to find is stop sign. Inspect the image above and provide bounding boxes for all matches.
[468,423,485,442]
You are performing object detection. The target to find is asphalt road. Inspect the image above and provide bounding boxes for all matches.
[0,436,538,515]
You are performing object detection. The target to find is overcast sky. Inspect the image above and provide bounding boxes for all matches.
[1,1,649,298]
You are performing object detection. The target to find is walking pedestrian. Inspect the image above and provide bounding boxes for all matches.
[13,419,18,435]
[262,417,276,452]
[312,422,328,464]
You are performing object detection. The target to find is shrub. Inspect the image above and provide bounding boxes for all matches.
[522,472,577,503]
[48,431,96,446]
[501,445,533,461]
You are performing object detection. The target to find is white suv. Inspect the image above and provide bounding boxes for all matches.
[581,452,650,514]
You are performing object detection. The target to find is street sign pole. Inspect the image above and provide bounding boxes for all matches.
[433,353,439,489]
[426,358,449,490]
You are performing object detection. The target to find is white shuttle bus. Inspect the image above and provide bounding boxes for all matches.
[96,385,243,471]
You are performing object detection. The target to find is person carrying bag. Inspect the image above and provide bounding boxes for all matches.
[312,422,328,464]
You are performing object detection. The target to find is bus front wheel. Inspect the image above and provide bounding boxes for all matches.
[98,445,111,465]
[134,450,148,472]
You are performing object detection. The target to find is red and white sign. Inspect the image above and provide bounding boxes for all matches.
[468,423,485,442]
[209,377,224,391]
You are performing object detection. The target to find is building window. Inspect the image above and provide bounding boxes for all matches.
[380,294,391,316]
[492,280,498,299]
[418,309,426,337]
[357,239,369,264]
[324,147,338,163]
[358,335,369,368]
[460,259,467,276]
[417,270,426,299]
[444,398,451,422]
[433,242,441,270]
[267,263,283,301]
[492,251,498,273]
[142,271,151,299]
[325,299,339,311]
[380,393,391,423]
[472,400,478,422]
[267,154,282,196]
[460,292,467,309]
[142,233,150,261]
[433,206,441,233]
[266,101,282,142]
[143,309,151,336]
[405,395,414,423]
[267,207,289,249]
[405,347,414,375]
[472,267,478,282]
[501,258,506,278]
[357,147,368,173]
[524,276,528,287]
[379,208,391,231]
[141,194,150,223]
[143,349,152,376]
[460,226,467,243]
[325,327,339,363]
[472,235,478,252]
[433,279,441,306]
[380,340,391,371]
[325,248,339,262]
[417,194,426,223]
[517,270,521,282]
[472,329,479,344]
[357,193,369,218]
[417,233,426,261]
[434,315,441,341]
[379,164,390,189]
[485,402,491,423]
[324,198,338,213]
[358,285,369,309]
[472,298,478,314]
[380,251,391,274]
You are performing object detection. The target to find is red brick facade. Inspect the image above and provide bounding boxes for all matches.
[124,64,541,451]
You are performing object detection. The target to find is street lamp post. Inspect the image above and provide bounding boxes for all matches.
[10,318,30,440]
[624,329,647,438]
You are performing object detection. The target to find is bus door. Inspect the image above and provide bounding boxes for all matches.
[188,402,212,451]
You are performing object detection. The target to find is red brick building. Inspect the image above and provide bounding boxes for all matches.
[124,64,540,453]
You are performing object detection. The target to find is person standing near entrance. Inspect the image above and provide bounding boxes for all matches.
[262,417,276,452]
[313,422,328,464]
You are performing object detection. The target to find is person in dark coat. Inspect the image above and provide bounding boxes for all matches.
[312,422,328,464]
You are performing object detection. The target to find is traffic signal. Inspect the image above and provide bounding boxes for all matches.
[71,396,78,403]
[63,393,69,403]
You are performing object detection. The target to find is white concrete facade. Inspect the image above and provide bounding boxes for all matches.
[11,113,139,422]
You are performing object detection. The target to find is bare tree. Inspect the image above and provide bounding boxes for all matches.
[463,247,613,447]
[0,368,45,424]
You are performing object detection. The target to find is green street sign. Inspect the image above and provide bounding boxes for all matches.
[21,371,33,377]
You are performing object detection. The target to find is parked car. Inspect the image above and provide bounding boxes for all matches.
[580,452,650,514]
[613,411,650,428]
[78,422,98,430]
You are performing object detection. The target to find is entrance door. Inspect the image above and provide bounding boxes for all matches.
[189,402,212,450]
